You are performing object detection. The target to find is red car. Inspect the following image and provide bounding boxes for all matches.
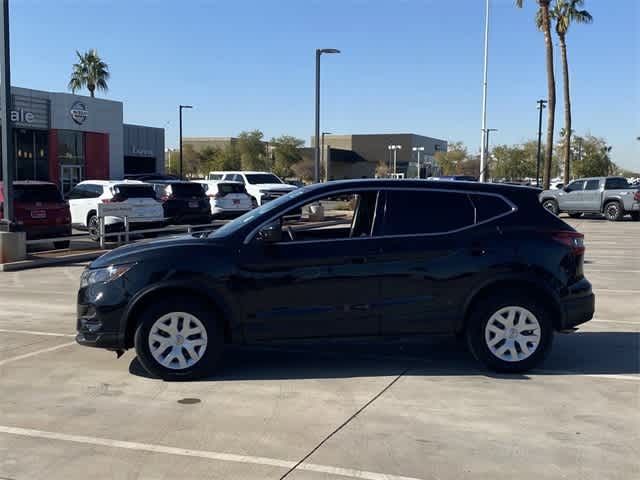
[0,181,72,249]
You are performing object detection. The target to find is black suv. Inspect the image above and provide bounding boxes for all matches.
[148,180,211,225]
[76,179,594,380]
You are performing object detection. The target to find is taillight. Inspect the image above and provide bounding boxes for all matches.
[634,191,640,202]
[552,231,585,256]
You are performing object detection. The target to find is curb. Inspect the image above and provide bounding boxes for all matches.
[0,251,105,272]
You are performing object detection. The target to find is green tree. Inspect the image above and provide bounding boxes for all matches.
[434,141,468,175]
[270,135,304,178]
[68,49,110,98]
[550,0,593,184]
[516,0,556,189]
[237,130,267,171]
[292,157,314,182]
[572,136,614,178]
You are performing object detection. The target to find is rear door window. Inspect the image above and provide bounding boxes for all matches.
[584,179,601,190]
[470,194,513,223]
[382,190,475,235]
[14,184,63,203]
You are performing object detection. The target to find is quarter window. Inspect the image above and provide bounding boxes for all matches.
[604,178,629,190]
[470,194,512,223]
[565,180,585,192]
[382,190,475,235]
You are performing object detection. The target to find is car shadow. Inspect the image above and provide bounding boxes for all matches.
[129,331,639,382]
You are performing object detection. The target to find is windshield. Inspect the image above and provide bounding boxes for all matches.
[209,187,308,238]
[245,173,283,185]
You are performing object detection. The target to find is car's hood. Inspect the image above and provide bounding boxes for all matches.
[90,234,222,269]
[256,183,297,191]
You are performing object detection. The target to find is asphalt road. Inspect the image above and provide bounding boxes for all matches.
[0,216,638,480]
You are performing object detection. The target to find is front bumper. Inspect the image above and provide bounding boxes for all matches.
[559,279,595,330]
[76,284,128,350]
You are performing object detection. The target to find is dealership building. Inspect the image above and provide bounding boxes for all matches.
[5,86,164,194]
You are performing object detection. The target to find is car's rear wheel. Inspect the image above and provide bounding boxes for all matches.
[568,212,583,218]
[466,294,554,373]
[604,201,623,221]
[87,214,100,241]
[134,297,223,381]
[542,199,559,216]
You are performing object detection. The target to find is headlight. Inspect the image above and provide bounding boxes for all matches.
[80,264,134,288]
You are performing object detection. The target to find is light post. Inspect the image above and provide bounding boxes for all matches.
[536,99,547,187]
[322,131,331,181]
[179,105,193,179]
[314,48,340,184]
[479,0,491,182]
[482,128,497,179]
[0,0,13,225]
[412,146,424,178]
[388,145,402,175]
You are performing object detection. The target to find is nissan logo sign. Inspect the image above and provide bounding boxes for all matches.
[70,101,88,125]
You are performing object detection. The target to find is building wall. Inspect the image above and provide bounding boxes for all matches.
[123,124,165,174]
[182,137,237,153]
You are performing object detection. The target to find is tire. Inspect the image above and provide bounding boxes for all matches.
[87,213,100,241]
[603,201,623,222]
[631,212,639,222]
[542,199,559,216]
[568,212,583,219]
[53,240,70,249]
[466,292,554,373]
[134,296,223,381]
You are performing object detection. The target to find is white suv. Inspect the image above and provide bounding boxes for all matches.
[67,180,165,240]
[194,180,254,218]
[207,171,297,206]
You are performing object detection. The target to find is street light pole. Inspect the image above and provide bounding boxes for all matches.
[536,99,547,187]
[388,145,402,175]
[178,105,192,179]
[0,0,14,225]
[412,146,424,178]
[479,0,490,183]
[482,128,497,180]
[314,48,340,184]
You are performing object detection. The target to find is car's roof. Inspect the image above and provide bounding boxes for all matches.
[211,171,276,175]
[146,179,199,185]
[79,179,146,186]
[195,179,243,184]
[302,178,542,195]
[12,180,57,186]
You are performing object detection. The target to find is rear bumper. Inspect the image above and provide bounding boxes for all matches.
[559,279,595,329]
[23,225,71,239]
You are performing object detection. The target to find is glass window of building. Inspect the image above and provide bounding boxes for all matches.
[14,129,49,181]
[57,130,84,165]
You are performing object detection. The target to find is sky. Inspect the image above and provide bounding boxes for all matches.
[8,0,639,171]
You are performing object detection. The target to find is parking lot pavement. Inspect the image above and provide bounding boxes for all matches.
[0,217,638,480]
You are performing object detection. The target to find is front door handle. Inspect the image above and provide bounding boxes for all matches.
[471,244,487,256]
[350,257,367,264]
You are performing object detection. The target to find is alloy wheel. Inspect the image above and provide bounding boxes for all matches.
[484,306,541,362]
[606,203,619,221]
[543,200,557,215]
[148,312,208,370]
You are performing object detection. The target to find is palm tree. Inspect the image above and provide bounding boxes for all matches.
[551,0,592,185]
[516,0,556,190]
[68,49,110,98]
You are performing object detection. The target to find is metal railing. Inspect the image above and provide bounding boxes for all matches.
[25,218,230,251]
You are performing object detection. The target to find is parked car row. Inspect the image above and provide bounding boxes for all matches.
[0,172,293,248]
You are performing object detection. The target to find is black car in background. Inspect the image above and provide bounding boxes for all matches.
[76,179,594,380]
[148,180,211,225]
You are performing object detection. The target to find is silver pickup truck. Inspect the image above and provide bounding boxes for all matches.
[540,176,640,221]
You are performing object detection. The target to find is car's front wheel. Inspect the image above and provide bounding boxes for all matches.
[134,297,223,380]
[466,294,554,373]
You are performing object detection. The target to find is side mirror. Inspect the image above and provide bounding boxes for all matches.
[256,221,282,243]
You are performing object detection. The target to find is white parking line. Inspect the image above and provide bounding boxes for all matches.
[0,425,424,480]
[0,342,76,367]
[535,371,640,382]
[591,319,639,326]
[0,328,75,337]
